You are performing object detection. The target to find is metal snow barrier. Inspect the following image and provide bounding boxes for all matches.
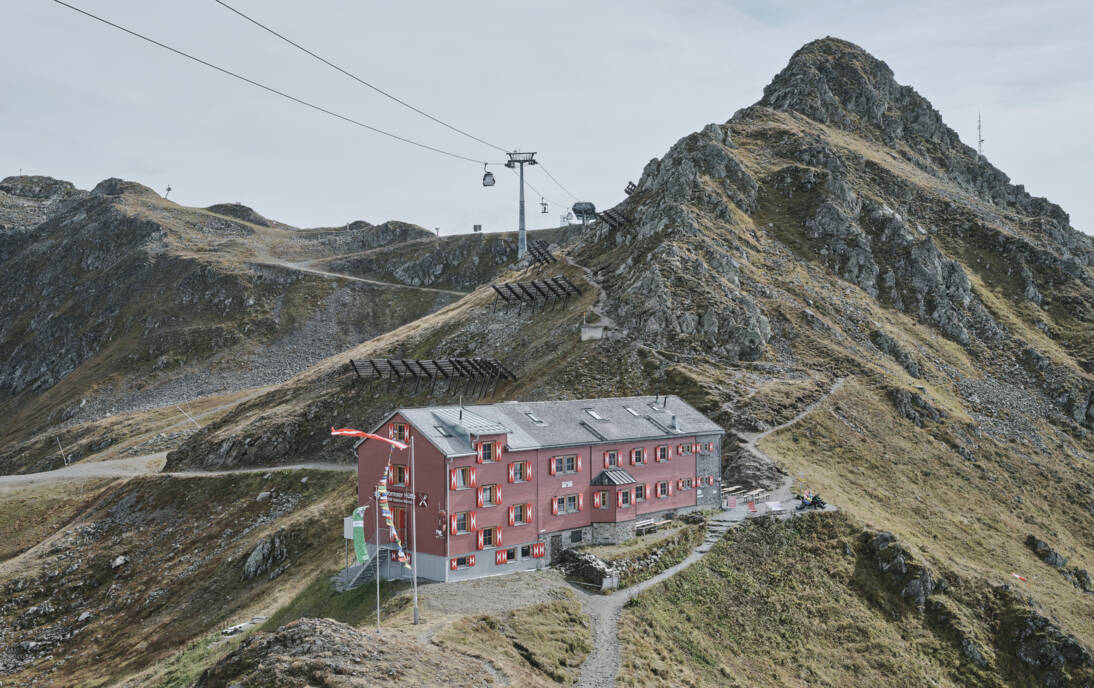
[491,275,582,314]
[349,358,517,398]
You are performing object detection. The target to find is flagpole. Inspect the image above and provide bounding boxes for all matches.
[411,435,420,625]
[375,487,381,634]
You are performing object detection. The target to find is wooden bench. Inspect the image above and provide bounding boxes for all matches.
[635,518,671,535]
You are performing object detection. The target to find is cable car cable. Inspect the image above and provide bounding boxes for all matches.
[213,0,511,155]
[534,161,581,202]
[52,0,497,166]
[508,167,563,208]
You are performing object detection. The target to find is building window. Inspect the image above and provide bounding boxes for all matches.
[482,527,496,547]
[525,412,546,425]
[520,544,532,558]
[584,408,605,421]
[392,423,409,441]
[635,485,646,501]
[680,443,693,455]
[620,490,631,506]
[554,455,577,474]
[606,450,619,467]
[514,503,529,524]
[635,448,646,464]
[623,406,640,417]
[513,461,529,482]
[483,484,498,506]
[683,478,693,490]
[657,481,670,499]
[389,506,406,542]
[391,464,408,486]
[456,556,469,567]
[455,511,470,533]
[596,490,610,509]
[481,441,497,462]
[570,529,583,543]
[455,467,471,489]
[656,445,669,462]
[556,494,580,514]
[506,547,517,561]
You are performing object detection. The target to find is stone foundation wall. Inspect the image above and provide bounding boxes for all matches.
[592,519,636,545]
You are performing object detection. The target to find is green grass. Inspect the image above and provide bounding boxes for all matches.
[618,513,987,688]
[149,629,253,688]
[437,595,591,686]
[260,569,406,631]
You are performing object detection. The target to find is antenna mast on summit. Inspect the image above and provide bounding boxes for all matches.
[977,112,985,157]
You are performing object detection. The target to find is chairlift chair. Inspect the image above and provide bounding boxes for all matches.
[540,197,548,214]
[482,163,495,187]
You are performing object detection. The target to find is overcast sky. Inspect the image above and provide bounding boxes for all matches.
[2,1,1092,235]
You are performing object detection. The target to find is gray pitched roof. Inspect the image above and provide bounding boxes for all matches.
[591,468,637,486]
[385,395,723,458]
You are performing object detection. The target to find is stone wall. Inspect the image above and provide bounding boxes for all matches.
[592,519,636,545]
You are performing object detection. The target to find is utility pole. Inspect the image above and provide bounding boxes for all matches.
[505,152,537,259]
[375,488,381,634]
[411,435,420,624]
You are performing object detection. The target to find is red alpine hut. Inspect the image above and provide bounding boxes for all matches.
[354,396,724,582]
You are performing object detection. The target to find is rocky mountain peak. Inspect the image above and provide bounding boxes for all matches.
[0,175,81,200]
[760,37,956,149]
[91,177,160,198]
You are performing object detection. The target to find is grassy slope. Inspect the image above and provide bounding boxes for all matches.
[619,513,1093,688]
[436,594,592,687]
[0,469,356,686]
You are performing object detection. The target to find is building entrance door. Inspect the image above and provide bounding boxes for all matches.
[550,534,563,564]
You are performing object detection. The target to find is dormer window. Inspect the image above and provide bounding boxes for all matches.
[584,408,606,421]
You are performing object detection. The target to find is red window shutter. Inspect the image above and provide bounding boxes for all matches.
[604,451,610,469]
[477,530,484,550]
[578,493,584,511]
[549,458,557,476]
[496,526,503,547]
[469,511,477,531]
[532,543,544,558]
[496,549,506,565]
[617,491,624,507]
[630,449,636,466]
[476,443,483,464]
[450,558,458,570]
[668,481,674,496]
[450,469,457,491]
[388,423,394,439]
[525,461,533,480]
[576,455,582,473]
[508,505,516,527]
[708,442,715,451]
[470,467,478,487]
[646,482,652,499]
[450,513,458,533]
[693,443,700,453]
[495,485,502,505]
[468,554,475,567]
[526,503,533,522]
[709,475,716,486]
[551,498,559,516]
[496,444,503,463]
[477,488,485,508]
[669,444,674,458]
[508,463,515,483]
[593,492,601,509]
